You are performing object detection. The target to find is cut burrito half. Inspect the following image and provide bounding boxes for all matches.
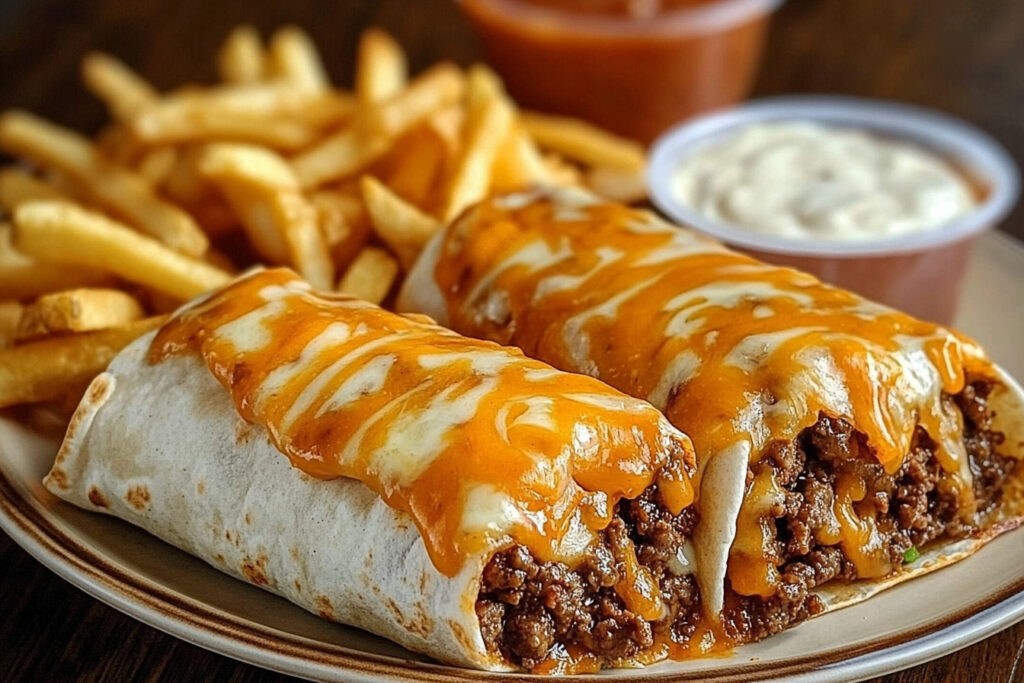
[399,186,1024,647]
[44,267,711,673]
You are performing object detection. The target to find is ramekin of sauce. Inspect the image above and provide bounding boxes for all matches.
[458,0,785,144]
[648,96,1019,323]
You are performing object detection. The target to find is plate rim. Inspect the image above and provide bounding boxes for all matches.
[2,422,1023,683]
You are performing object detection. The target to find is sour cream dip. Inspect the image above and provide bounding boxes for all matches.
[669,121,978,241]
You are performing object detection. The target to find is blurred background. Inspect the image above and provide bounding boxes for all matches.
[1,0,1022,237]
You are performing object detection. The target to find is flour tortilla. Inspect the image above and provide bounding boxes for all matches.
[44,331,509,671]
[399,214,1024,621]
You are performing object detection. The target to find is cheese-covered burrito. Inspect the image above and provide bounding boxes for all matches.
[399,187,1024,647]
[45,268,708,673]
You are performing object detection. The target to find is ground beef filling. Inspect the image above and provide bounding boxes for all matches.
[723,379,1017,642]
[475,490,700,668]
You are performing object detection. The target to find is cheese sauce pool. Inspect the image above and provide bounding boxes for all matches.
[669,121,978,241]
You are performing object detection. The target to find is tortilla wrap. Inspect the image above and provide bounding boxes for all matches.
[398,187,1024,629]
[44,268,702,672]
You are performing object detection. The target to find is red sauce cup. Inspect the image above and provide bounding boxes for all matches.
[648,96,1020,324]
[458,0,785,144]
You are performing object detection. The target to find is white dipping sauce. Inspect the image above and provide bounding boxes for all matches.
[670,122,978,241]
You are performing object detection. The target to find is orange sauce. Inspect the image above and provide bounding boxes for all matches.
[432,191,996,595]
[148,268,696,578]
[460,0,772,143]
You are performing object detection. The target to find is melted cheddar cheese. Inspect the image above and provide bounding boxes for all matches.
[148,268,696,578]
[425,187,995,596]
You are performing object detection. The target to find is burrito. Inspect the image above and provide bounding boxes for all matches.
[44,267,709,673]
[399,187,1024,646]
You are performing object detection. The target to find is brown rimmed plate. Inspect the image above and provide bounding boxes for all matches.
[2,231,1024,682]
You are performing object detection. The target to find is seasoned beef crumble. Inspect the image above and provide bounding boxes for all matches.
[477,379,1015,666]
[476,491,700,668]
[723,378,1015,641]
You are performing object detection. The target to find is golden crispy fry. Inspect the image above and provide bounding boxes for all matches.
[189,196,240,239]
[292,65,462,189]
[16,287,145,340]
[356,28,407,105]
[291,126,391,190]
[377,126,448,211]
[310,190,371,270]
[94,123,144,166]
[366,63,465,139]
[0,167,69,211]
[520,111,646,172]
[200,144,334,289]
[0,223,113,300]
[266,25,329,91]
[491,125,552,193]
[162,144,217,206]
[543,153,583,187]
[427,105,465,155]
[128,86,352,150]
[585,165,647,204]
[361,175,440,269]
[135,146,179,187]
[81,51,159,121]
[0,316,164,408]
[0,111,208,256]
[13,201,230,300]
[0,301,22,348]
[337,246,398,305]
[217,25,265,84]
[441,65,513,221]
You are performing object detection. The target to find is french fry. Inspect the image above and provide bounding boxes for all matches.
[427,105,465,155]
[0,111,208,256]
[310,190,371,270]
[16,287,145,340]
[135,146,179,187]
[0,223,113,300]
[366,63,465,139]
[94,123,144,166]
[266,26,329,91]
[585,165,648,204]
[520,110,646,172]
[128,86,352,150]
[200,144,334,289]
[13,201,231,300]
[0,316,165,409]
[491,125,553,193]
[361,176,440,269]
[293,65,462,189]
[355,28,407,105]
[543,153,583,187]
[0,167,69,211]
[337,246,398,305]
[81,51,159,121]
[291,125,391,190]
[441,65,513,221]
[189,196,240,239]
[377,126,448,210]
[0,302,22,348]
[217,25,265,84]
[162,144,216,206]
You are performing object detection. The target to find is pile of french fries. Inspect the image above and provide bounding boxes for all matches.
[0,25,647,411]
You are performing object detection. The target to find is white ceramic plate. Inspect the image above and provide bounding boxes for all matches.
[2,231,1023,682]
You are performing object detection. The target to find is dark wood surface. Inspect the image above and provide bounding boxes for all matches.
[1,1,1023,681]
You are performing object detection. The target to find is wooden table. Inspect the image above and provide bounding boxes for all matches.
[1,1,1022,681]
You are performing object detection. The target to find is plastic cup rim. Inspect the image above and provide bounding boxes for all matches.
[456,0,787,36]
[647,95,1021,258]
